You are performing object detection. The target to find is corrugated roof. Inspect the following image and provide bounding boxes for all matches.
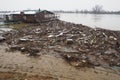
[4,11,36,15]
[11,11,21,14]
[24,11,36,14]
[36,10,54,14]
[4,12,19,15]
[4,10,54,15]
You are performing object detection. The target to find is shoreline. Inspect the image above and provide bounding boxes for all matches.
[0,20,120,79]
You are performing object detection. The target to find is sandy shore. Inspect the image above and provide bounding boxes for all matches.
[0,43,120,80]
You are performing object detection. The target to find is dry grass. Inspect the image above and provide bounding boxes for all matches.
[7,23,34,29]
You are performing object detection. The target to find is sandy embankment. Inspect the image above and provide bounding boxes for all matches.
[0,43,120,80]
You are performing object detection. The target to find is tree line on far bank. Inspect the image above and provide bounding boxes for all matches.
[54,5,120,14]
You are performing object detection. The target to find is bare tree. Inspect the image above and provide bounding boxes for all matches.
[92,5,103,14]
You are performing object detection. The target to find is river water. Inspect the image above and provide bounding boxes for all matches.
[59,13,120,31]
[0,22,12,35]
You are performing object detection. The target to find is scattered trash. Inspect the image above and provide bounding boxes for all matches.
[2,19,120,68]
[0,36,6,42]
[66,39,74,45]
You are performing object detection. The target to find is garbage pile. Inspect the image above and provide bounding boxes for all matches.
[2,19,120,68]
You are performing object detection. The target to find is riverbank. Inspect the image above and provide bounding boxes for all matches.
[0,20,120,80]
[0,44,120,80]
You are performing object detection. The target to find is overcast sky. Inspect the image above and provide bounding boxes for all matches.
[0,0,120,11]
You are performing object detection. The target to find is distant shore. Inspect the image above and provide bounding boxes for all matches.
[54,11,120,15]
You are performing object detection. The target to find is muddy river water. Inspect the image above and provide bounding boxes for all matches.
[60,13,120,31]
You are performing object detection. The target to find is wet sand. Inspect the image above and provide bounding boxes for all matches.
[0,44,120,80]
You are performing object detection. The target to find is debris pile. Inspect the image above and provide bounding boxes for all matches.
[0,36,6,42]
[2,19,120,68]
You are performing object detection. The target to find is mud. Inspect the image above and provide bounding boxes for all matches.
[0,72,57,80]
[0,44,120,80]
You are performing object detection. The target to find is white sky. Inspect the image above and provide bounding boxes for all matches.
[0,0,120,11]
